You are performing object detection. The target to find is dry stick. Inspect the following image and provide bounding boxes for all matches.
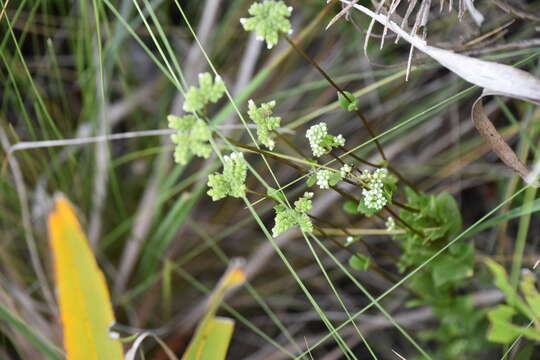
[282,34,387,161]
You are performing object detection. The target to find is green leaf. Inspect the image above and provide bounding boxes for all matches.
[348,253,370,270]
[306,173,317,187]
[337,91,358,112]
[343,200,359,214]
[182,317,234,360]
[520,272,540,322]
[485,259,531,317]
[431,243,474,288]
[486,305,540,343]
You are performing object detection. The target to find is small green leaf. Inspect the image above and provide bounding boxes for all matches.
[343,200,359,214]
[337,91,358,112]
[348,253,370,270]
[306,173,317,187]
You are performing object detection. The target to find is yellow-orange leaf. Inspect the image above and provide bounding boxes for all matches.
[47,195,123,360]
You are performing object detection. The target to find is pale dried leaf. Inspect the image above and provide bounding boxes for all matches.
[339,0,540,184]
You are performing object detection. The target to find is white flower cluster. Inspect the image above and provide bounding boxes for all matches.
[316,169,331,189]
[361,168,389,210]
[306,123,327,157]
[340,164,352,177]
[385,216,396,231]
[305,123,346,158]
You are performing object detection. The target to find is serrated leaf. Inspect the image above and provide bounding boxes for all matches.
[47,196,123,360]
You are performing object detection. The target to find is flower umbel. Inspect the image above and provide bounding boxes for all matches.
[316,169,331,189]
[272,192,313,237]
[240,0,293,49]
[183,73,226,113]
[356,168,397,216]
[360,168,389,211]
[168,115,212,165]
[247,99,281,150]
[305,123,346,158]
[207,152,248,201]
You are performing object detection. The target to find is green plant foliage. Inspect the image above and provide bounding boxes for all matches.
[272,192,313,237]
[247,99,281,150]
[207,152,248,201]
[396,189,486,359]
[240,0,293,49]
[348,253,370,270]
[337,91,358,112]
[168,115,212,165]
[419,296,488,359]
[183,73,226,113]
[485,259,540,344]
[396,188,462,271]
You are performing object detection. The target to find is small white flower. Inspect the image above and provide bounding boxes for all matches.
[316,169,331,189]
[340,164,352,177]
[345,236,354,245]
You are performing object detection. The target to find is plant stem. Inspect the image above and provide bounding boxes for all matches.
[282,33,387,161]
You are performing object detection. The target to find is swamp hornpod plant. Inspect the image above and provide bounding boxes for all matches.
[247,99,281,150]
[240,0,293,49]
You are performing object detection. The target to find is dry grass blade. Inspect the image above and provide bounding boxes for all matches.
[339,0,540,184]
